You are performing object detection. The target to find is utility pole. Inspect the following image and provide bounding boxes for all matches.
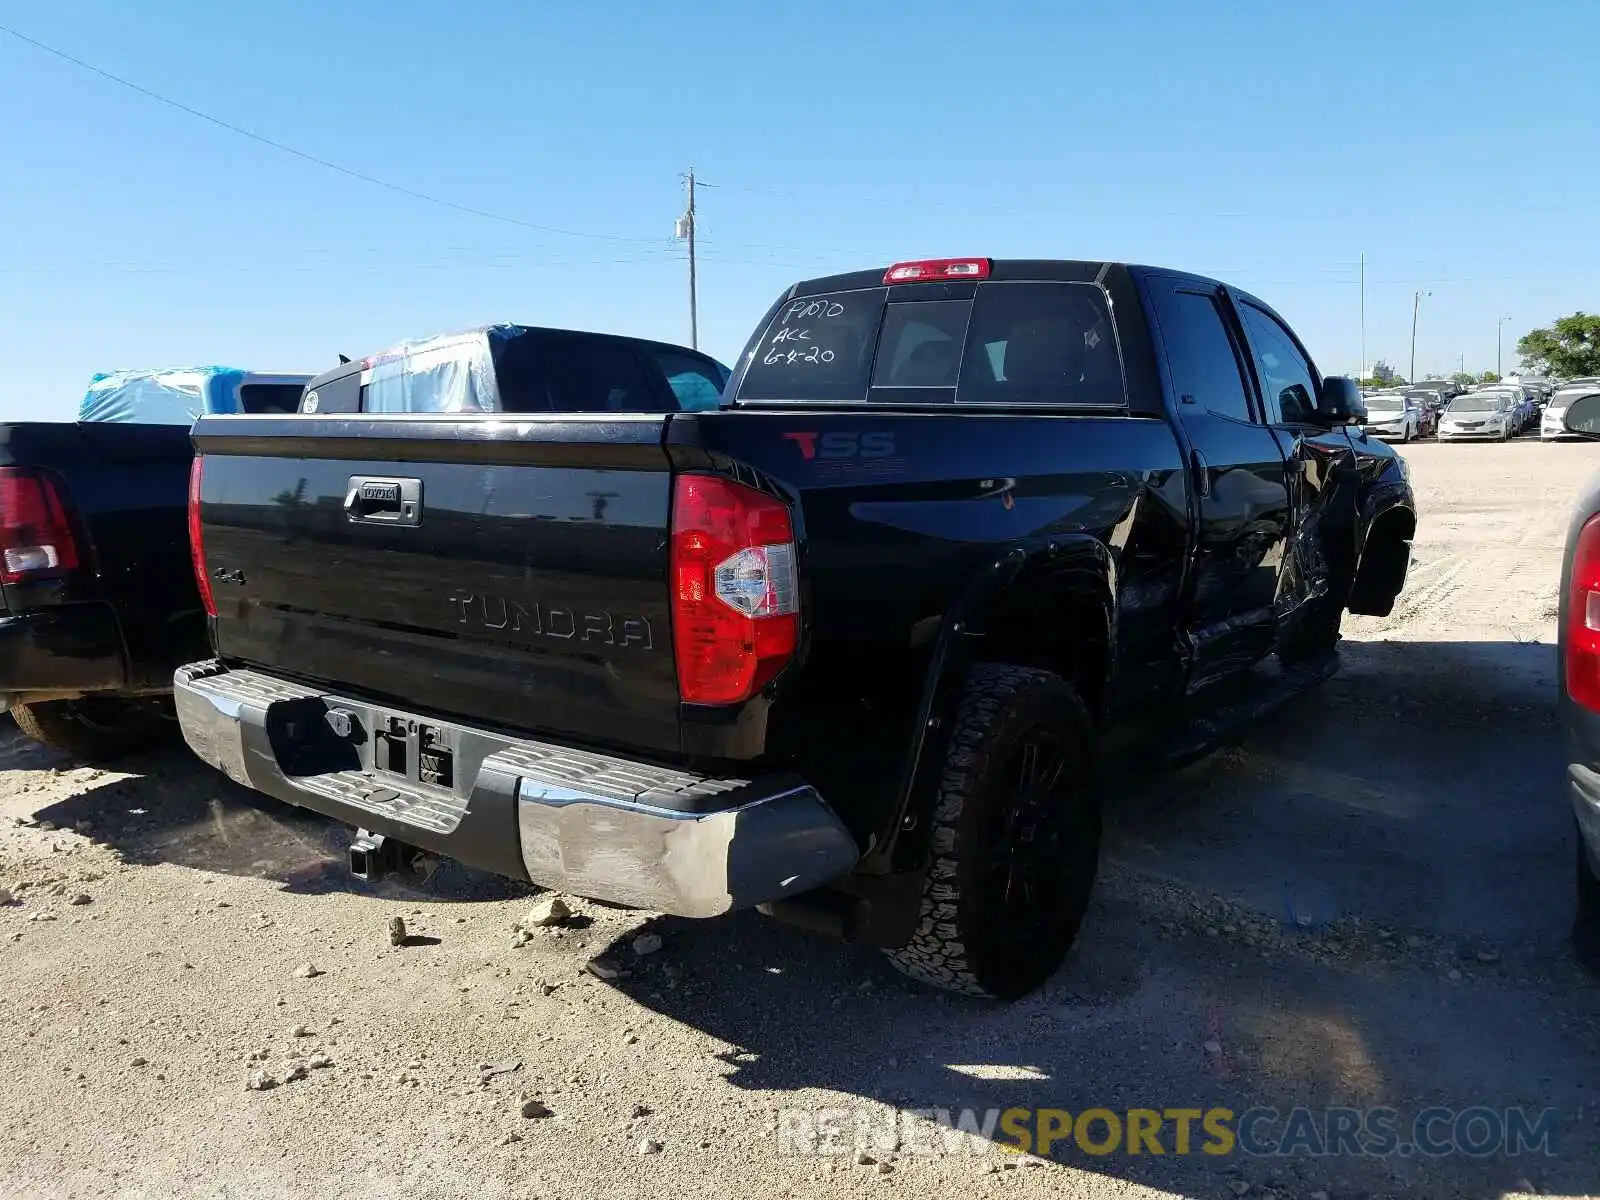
[676,169,699,350]
[1497,315,1512,378]
[1410,290,1430,383]
[1360,252,1366,378]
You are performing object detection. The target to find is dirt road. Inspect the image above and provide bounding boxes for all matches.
[2,440,1598,1200]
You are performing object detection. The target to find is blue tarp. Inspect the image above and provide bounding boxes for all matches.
[78,367,248,424]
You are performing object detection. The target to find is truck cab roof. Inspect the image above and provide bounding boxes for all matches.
[299,324,731,416]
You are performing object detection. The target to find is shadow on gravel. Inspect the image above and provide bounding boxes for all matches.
[1,639,1591,1194]
[1,729,526,906]
[1106,637,1567,950]
[590,638,1589,1199]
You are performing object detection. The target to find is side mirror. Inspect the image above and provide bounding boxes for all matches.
[1318,376,1367,425]
[1563,394,1600,439]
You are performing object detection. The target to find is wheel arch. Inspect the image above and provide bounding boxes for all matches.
[862,535,1117,879]
[1348,501,1418,617]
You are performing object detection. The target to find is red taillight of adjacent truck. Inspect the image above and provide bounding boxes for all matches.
[0,467,80,585]
[1567,514,1600,711]
[188,456,216,618]
[669,474,799,705]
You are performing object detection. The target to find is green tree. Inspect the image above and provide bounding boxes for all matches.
[1452,372,1477,387]
[1479,370,1501,384]
[1516,313,1600,378]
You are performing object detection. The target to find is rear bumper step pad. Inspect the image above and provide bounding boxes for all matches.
[173,661,859,918]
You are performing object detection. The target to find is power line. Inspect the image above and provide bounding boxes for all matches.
[0,251,686,276]
[0,23,664,245]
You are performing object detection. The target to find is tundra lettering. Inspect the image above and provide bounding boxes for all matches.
[447,592,654,650]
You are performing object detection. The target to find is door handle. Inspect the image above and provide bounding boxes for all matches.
[1191,449,1211,498]
[345,476,423,526]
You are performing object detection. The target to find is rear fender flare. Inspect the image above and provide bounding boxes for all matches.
[862,535,1117,876]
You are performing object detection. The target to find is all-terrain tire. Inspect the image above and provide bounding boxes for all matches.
[883,664,1100,1000]
[11,697,174,761]
[1575,831,1600,975]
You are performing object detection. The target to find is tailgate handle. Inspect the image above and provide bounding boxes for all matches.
[345,476,422,526]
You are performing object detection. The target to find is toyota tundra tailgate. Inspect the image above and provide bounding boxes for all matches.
[189,413,683,756]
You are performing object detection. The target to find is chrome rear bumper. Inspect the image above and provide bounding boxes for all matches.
[174,661,859,918]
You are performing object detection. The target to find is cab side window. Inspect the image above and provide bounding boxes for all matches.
[497,334,662,413]
[1149,286,1255,422]
[1236,303,1318,424]
[652,350,728,411]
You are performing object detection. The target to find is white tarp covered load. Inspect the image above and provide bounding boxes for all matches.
[357,331,499,413]
[79,367,249,424]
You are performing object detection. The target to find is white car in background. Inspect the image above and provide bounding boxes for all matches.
[1360,393,1422,441]
[1478,384,1532,432]
[1544,387,1600,441]
[1438,392,1515,441]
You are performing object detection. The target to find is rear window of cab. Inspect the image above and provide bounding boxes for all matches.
[734,280,1125,406]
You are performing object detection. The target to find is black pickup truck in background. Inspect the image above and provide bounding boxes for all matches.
[0,371,310,758]
[175,266,1416,998]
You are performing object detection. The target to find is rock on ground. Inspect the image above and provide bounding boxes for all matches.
[631,932,663,956]
[518,895,572,929]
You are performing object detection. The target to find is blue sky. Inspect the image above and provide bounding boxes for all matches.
[1,0,1596,418]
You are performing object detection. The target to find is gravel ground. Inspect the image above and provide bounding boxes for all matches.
[3,440,1599,1200]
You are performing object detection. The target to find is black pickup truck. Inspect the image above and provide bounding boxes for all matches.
[0,372,310,758]
[0,421,209,757]
[175,263,1416,998]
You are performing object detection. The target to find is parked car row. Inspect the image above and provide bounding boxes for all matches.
[1360,381,1460,441]
[1438,390,1525,441]
[1358,377,1588,444]
[1359,391,1433,441]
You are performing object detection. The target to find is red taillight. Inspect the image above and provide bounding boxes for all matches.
[0,467,80,585]
[670,475,799,705]
[188,457,216,618]
[1569,515,1600,710]
[883,258,991,284]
